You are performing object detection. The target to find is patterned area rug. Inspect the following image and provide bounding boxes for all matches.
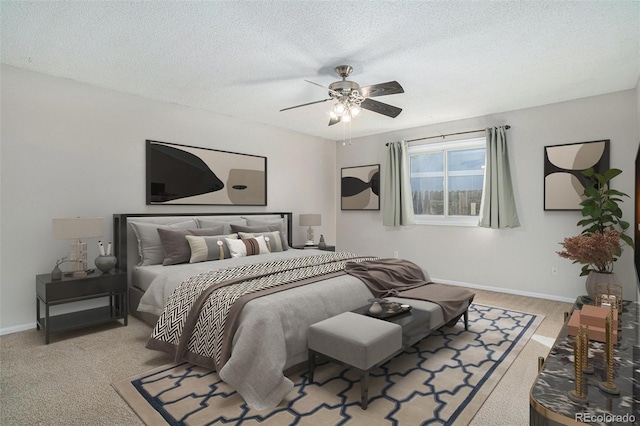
[113,304,542,425]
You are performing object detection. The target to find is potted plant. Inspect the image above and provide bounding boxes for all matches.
[556,167,632,298]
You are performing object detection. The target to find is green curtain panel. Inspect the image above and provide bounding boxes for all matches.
[479,126,520,228]
[383,141,415,226]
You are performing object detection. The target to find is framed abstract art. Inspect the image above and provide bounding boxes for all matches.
[146,140,267,205]
[543,140,609,210]
[341,164,380,210]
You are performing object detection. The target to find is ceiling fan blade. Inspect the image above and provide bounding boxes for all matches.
[360,98,402,118]
[305,80,341,97]
[280,98,331,112]
[360,81,404,98]
[328,116,340,126]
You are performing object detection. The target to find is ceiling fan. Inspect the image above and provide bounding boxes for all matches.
[280,65,404,126]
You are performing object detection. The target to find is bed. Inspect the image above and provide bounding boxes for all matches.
[113,212,473,409]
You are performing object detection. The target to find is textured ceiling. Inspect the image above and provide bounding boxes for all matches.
[2,1,639,141]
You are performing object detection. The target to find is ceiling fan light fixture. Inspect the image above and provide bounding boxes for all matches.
[342,114,352,123]
[333,102,347,116]
[350,105,361,117]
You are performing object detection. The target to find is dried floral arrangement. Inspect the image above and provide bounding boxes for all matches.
[557,229,621,274]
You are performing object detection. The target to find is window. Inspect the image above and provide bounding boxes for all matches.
[409,137,486,226]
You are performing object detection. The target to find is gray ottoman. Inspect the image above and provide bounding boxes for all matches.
[307,311,402,409]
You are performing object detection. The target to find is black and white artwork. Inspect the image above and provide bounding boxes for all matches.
[341,164,380,210]
[146,140,267,205]
[543,140,609,210]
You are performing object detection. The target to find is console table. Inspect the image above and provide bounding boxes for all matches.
[530,297,639,425]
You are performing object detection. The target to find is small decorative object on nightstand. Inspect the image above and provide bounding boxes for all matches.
[95,241,116,273]
[51,257,67,281]
[318,235,327,249]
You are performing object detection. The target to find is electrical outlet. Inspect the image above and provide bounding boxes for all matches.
[393,250,399,258]
[551,266,559,276]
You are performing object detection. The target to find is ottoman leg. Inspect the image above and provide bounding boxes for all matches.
[361,370,370,410]
[464,309,469,330]
[308,349,316,383]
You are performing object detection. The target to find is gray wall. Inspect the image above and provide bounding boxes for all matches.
[0,65,337,331]
[336,90,638,302]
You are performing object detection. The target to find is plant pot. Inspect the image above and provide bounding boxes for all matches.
[585,271,619,300]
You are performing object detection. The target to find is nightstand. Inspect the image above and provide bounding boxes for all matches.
[292,245,336,251]
[36,270,127,344]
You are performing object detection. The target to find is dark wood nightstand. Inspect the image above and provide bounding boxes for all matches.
[36,270,127,344]
[292,245,336,251]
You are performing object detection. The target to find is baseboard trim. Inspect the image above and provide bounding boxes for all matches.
[433,278,576,304]
[1,280,575,336]
[0,322,36,336]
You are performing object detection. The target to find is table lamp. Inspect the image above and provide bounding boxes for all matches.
[53,217,103,277]
[299,214,321,246]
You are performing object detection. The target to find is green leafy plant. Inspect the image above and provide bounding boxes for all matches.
[578,167,632,246]
[558,167,633,276]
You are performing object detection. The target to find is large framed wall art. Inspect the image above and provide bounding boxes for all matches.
[146,140,267,205]
[543,139,609,211]
[341,164,380,210]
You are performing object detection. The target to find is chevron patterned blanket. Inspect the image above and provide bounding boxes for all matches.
[146,252,376,372]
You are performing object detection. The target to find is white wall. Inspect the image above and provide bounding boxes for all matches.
[0,65,337,331]
[336,90,638,302]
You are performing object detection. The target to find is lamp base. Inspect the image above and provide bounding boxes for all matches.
[72,270,88,278]
[305,240,315,246]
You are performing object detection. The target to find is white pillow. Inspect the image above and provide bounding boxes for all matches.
[225,235,270,258]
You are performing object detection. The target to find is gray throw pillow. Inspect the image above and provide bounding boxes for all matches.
[237,220,289,250]
[185,234,238,263]
[129,220,197,266]
[157,225,225,266]
[196,218,248,234]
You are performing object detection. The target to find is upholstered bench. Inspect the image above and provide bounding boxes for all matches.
[307,311,402,409]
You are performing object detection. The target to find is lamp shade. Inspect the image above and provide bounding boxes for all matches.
[52,218,103,239]
[299,214,321,227]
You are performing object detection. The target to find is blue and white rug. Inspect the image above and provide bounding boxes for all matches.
[113,304,542,425]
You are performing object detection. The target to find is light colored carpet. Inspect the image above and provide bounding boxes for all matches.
[113,304,543,425]
[0,287,571,425]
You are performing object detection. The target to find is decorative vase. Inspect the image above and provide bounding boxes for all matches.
[368,301,383,315]
[51,264,62,280]
[95,255,117,273]
[585,271,619,300]
[318,235,326,249]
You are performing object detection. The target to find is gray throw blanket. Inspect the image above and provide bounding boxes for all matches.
[345,258,475,323]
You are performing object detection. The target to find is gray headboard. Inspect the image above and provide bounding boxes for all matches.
[113,212,293,276]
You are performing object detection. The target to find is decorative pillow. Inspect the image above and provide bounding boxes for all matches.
[245,218,289,250]
[196,218,248,234]
[231,223,287,251]
[129,220,197,266]
[185,234,238,263]
[157,225,225,266]
[238,231,284,252]
[225,235,270,258]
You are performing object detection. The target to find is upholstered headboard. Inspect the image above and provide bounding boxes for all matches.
[113,212,293,281]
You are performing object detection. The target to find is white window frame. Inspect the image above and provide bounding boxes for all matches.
[408,137,486,227]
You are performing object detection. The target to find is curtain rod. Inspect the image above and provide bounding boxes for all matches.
[385,125,510,146]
